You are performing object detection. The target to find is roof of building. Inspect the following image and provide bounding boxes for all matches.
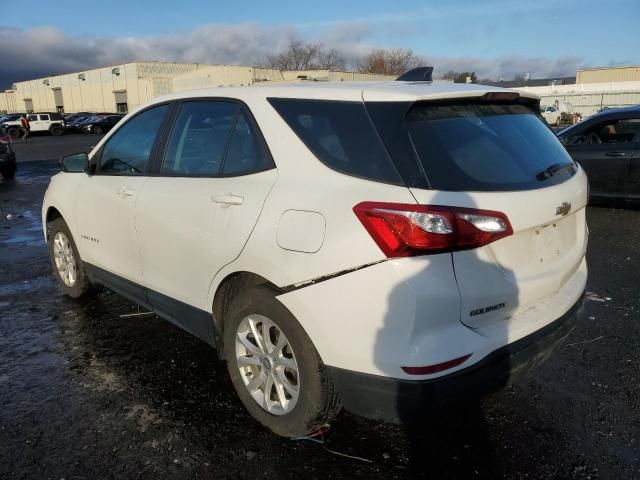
[483,77,576,88]
[145,81,540,107]
[577,65,640,72]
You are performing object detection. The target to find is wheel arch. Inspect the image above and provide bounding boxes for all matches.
[44,205,64,240]
[211,271,281,358]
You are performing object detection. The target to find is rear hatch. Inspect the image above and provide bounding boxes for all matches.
[367,97,588,329]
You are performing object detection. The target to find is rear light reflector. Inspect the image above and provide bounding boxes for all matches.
[353,202,513,257]
[402,354,472,375]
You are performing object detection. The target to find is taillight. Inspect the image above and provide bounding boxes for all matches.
[353,202,513,257]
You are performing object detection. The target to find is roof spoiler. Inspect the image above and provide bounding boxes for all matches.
[396,66,434,82]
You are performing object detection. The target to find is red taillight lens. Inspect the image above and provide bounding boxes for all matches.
[402,354,472,375]
[353,202,513,258]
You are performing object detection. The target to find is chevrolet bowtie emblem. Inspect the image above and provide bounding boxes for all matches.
[556,202,571,216]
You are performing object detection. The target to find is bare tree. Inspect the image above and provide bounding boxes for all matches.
[266,40,321,71]
[357,48,424,76]
[316,48,345,71]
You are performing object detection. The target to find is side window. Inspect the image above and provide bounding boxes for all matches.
[616,118,640,143]
[39,114,50,121]
[99,104,169,175]
[584,119,640,144]
[27,115,37,122]
[222,109,271,175]
[269,98,401,184]
[162,101,237,176]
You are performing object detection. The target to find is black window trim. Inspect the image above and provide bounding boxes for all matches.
[92,101,174,177]
[149,96,276,178]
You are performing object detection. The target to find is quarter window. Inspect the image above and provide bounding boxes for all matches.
[269,99,402,184]
[99,104,169,175]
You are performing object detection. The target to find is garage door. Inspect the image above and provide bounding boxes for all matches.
[114,90,128,113]
[53,88,64,108]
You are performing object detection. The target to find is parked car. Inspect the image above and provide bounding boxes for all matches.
[558,105,640,204]
[43,82,587,437]
[0,126,16,179]
[541,105,561,126]
[0,125,11,144]
[64,114,96,132]
[0,114,22,126]
[4,112,65,137]
[82,115,122,134]
[64,112,94,125]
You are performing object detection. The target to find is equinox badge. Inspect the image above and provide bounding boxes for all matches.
[556,202,571,216]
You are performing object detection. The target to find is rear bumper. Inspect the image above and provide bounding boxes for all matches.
[328,293,584,423]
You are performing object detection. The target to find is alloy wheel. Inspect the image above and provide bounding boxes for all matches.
[235,314,300,415]
[53,232,77,287]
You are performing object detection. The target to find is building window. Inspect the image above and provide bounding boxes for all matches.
[116,103,128,113]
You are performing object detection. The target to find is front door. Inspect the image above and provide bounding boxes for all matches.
[565,118,636,199]
[74,103,170,286]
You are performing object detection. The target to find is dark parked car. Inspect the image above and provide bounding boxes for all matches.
[558,105,640,204]
[82,115,122,134]
[64,114,97,132]
[0,126,16,180]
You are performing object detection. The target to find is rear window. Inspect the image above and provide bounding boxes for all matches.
[369,101,576,192]
[268,98,402,185]
[408,103,575,191]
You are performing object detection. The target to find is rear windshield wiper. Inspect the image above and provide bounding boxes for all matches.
[536,162,575,181]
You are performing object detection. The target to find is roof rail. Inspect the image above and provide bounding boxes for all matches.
[396,66,434,82]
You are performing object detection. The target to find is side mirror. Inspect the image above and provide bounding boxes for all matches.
[60,152,89,173]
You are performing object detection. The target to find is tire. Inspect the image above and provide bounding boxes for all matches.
[50,124,62,136]
[48,218,94,298]
[223,287,341,437]
[94,126,102,135]
[8,127,20,139]
[1,165,16,180]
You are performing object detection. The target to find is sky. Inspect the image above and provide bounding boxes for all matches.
[1,0,639,88]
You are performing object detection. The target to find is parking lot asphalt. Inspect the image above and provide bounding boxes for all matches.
[0,138,639,479]
[10,132,104,163]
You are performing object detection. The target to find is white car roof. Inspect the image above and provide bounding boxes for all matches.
[148,81,539,106]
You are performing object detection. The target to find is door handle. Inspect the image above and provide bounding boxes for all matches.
[116,186,135,198]
[211,194,244,206]
[605,151,626,157]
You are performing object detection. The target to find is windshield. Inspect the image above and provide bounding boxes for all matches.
[368,101,576,192]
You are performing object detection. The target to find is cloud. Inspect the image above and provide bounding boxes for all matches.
[0,23,584,89]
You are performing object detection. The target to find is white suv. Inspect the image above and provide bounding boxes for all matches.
[4,112,65,137]
[42,81,588,437]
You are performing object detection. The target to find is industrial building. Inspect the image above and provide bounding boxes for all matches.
[576,65,640,84]
[0,62,395,114]
[3,62,639,117]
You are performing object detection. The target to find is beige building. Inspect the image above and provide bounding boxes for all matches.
[0,61,205,114]
[577,65,640,84]
[0,61,397,114]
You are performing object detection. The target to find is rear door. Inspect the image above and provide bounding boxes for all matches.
[564,116,636,199]
[136,100,277,313]
[368,99,588,330]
